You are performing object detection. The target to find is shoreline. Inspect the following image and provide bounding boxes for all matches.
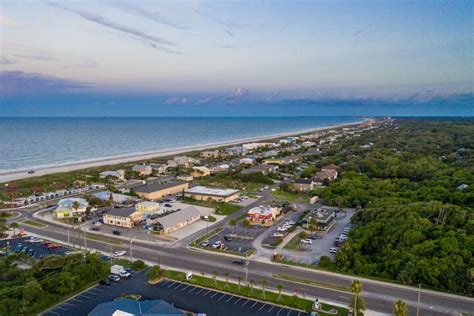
[0,119,366,183]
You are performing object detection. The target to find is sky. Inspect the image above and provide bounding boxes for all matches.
[0,0,473,116]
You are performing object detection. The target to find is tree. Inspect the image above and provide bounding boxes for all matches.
[212,271,218,287]
[229,219,237,226]
[277,284,284,301]
[237,276,243,291]
[0,219,7,237]
[224,272,230,289]
[393,299,408,316]
[308,218,318,235]
[71,201,80,216]
[9,222,19,238]
[350,280,366,316]
[299,230,308,240]
[22,279,44,304]
[260,279,268,299]
[132,260,145,271]
[146,265,165,282]
[249,279,256,295]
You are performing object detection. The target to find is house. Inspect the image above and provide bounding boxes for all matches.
[132,164,153,176]
[176,174,194,181]
[99,170,125,182]
[240,157,256,165]
[263,155,299,165]
[184,186,240,203]
[72,180,87,188]
[153,206,201,234]
[293,178,316,192]
[262,150,280,158]
[167,156,199,168]
[192,166,211,178]
[200,150,220,159]
[88,298,184,316]
[150,163,168,175]
[242,142,273,151]
[313,170,338,185]
[103,207,143,228]
[321,164,339,172]
[211,164,231,173]
[241,164,278,175]
[134,181,189,200]
[135,201,161,213]
[91,191,135,204]
[247,205,281,224]
[302,207,336,232]
[54,198,91,218]
[225,146,247,156]
[303,148,321,156]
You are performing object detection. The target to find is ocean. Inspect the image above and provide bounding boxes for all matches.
[0,117,360,172]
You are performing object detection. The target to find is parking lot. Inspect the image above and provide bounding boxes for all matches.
[200,226,261,255]
[261,208,306,247]
[43,271,309,316]
[0,236,71,259]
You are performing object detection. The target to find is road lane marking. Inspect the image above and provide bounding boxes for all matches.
[233,297,242,304]
[250,301,258,309]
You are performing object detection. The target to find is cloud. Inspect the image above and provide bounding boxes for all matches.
[110,2,189,30]
[195,9,239,37]
[0,57,16,65]
[0,14,18,27]
[0,70,94,95]
[226,87,251,105]
[195,96,219,105]
[13,54,60,62]
[165,97,189,105]
[46,2,180,54]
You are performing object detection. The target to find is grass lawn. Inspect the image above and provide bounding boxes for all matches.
[184,199,240,215]
[270,189,307,202]
[163,269,348,315]
[20,219,47,228]
[283,235,302,250]
[84,233,123,245]
[0,212,13,219]
[273,273,350,292]
[194,176,262,192]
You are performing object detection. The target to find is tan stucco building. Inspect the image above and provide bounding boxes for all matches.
[184,186,240,203]
[134,181,189,200]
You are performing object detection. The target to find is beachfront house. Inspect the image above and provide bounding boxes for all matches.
[200,150,220,159]
[167,156,200,168]
[99,170,125,183]
[192,166,211,178]
[132,164,153,176]
[54,198,93,219]
[241,164,278,175]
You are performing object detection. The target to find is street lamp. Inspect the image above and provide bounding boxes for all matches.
[129,237,133,262]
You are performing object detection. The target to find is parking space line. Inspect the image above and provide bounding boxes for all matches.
[77,294,92,299]
[267,305,274,313]
[259,304,267,311]
[210,292,220,298]
[180,285,190,291]
[62,302,75,307]
[218,294,228,301]
[70,298,82,303]
[233,297,242,304]
[297,312,302,316]
[242,299,249,306]
[202,290,211,297]
[250,301,259,309]
[187,287,197,294]
[56,306,69,311]
[225,295,234,302]
[286,310,292,316]
[46,311,60,316]
[166,281,177,288]
[85,291,97,296]
[276,307,283,315]
[90,287,104,292]
[195,288,204,295]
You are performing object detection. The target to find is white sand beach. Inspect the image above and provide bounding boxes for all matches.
[0,119,366,183]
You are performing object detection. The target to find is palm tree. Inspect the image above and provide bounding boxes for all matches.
[260,279,268,299]
[237,276,243,291]
[71,201,80,216]
[277,284,284,301]
[212,271,218,287]
[249,279,256,295]
[393,299,408,316]
[9,222,19,238]
[309,218,318,235]
[350,280,365,316]
[224,272,230,289]
[0,219,7,238]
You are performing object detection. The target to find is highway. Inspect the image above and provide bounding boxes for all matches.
[8,206,473,316]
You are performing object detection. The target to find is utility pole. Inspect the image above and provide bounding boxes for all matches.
[416,284,421,316]
[67,218,70,246]
[245,253,249,285]
[129,237,133,262]
[83,224,87,252]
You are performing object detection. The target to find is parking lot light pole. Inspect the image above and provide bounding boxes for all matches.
[245,253,249,285]
[129,238,133,262]
[83,224,87,252]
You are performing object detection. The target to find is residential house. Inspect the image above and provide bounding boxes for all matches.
[134,181,189,200]
[240,157,256,165]
[184,186,240,203]
[192,166,211,178]
[200,150,220,159]
[92,191,135,204]
[151,163,168,175]
[293,178,316,192]
[132,164,153,176]
[176,174,194,181]
[225,146,247,156]
[241,164,278,175]
[99,170,125,182]
[54,198,92,219]
[135,201,161,213]
[211,164,231,173]
[167,156,200,168]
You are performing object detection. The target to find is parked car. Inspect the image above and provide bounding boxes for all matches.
[99,279,111,286]
[285,221,296,225]
[113,250,126,257]
[300,239,313,244]
[224,235,233,242]
[272,233,284,238]
[277,227,287,232]
[90,226,101,231]
[112,230,122,236]
[28,237,43,243]
[101,255,111,261]
[307,235,317,240]
[164,203,172,208]
[119,271,131,278]
[212,241,223,249]
[232,259,244,265]
[329,247,338,254]
[200,241,210,247]
[108,274,121,282]
[125,268,134,274]
[27,249,35,256]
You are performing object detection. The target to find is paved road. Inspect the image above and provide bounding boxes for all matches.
[9,206,473,316]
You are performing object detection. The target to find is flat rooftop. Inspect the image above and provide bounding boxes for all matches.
[134,181,187,193]
[185,186,239,197]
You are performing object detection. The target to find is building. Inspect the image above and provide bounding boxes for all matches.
[135,201,160,212]
[192,166,211,178]
[92,191,135,204]
[293,178,316,192]
[211,164,231,173]
[54,198,91,218]
[132,164,153,176]
[313,169,338,184]
[263,155,299,165]
[200,150,220,159]
[242,142,273,151]
[150,163,168,175]
[247,205,281,224]
[241,164,278,175]
[184,186,240,203]
[456,184,469,191]
[225,146,247,156]
[302,207,336,232]
[103,207,143,228]
[88,298,184,316]
[153,206,201,234]
[239,157,256,165]
[134,181,189,200]
[321,164,339,172]
[99,170,125,182]
[176,174,194,181]
[167,156,199,168]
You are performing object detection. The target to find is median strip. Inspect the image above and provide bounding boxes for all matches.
[273,273,351,293]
